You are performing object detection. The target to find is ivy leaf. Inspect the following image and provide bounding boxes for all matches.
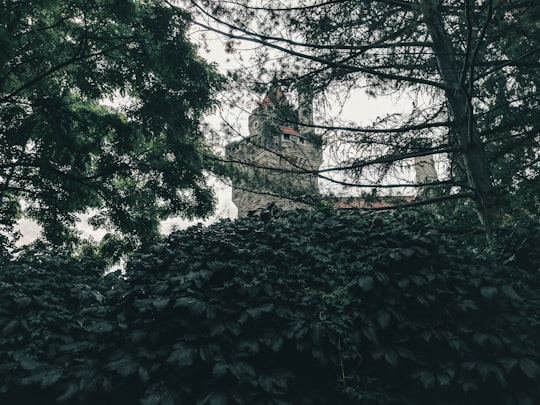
[86,320,114,334]
[377,310,391,329]
[358,276,374,292]
[246,302,274,319]
[141,391,174,405]
[106,355,139,377]
[167,344,196,367]
[200,392,228,405]
[362,324,378,343]
[228,361,256,380]
[14,353,41,371]
[21,366,63,388]
[152,297,170,311]
[413,370,435,388]
[3,319,20,335]
[480,286,498,299]
[57,383,79,403]
[138,366,150,383]
[500,285,522,301]
[384,350,399,367]
[212,362,228,377]
[498,357,518,373]
[519,358,540,379]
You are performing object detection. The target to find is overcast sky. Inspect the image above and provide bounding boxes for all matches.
[16,20,416,246]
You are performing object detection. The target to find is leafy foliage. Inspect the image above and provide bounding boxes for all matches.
[0,0,223,247]
[1,209,539,404]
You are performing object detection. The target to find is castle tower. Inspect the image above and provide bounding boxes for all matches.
[413,138,438,192]
[414,155,438,185]
[225,84,322,217]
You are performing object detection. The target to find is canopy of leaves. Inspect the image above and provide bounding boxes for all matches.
[0,0,223,247]
[1,208,539,404]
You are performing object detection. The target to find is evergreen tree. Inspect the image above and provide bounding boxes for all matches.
[184,0,539,231]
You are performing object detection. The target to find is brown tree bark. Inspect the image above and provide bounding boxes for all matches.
[420,0,501,230]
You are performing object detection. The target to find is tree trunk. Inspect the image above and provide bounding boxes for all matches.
[420,0,501,231]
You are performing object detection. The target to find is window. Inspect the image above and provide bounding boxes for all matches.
[283,134,290,140]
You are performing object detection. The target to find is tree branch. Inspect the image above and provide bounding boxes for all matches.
[183,1,446,89]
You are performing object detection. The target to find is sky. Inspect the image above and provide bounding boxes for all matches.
[14,11,426,246]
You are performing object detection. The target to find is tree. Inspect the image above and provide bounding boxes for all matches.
[182,0,539,231]
[0,0,223,248]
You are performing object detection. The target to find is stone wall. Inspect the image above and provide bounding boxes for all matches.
[226,131,322,217]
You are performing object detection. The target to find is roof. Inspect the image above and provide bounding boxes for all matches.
[260,84,285,106]
[281,127,300,135]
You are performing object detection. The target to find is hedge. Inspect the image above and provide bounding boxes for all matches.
[1,208,539,404]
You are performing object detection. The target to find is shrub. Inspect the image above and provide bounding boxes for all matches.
[1,208,539,404]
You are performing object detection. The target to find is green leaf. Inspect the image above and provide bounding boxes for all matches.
[500,285,523,301]
[410,275,426,286]
[174,297,206,315]
[141,391,174,405]
[3,319,19,335]
[519,358,540,379]
[414,370,435,388]
[358,275,374,291]
[362,324,378,343]
[258,372,291,392]
[384,350,399,367]
[473,332,488,346]
[167,344,197,367]
[437,372,451,386]
[246,302,274,319]
[86,320,114,334]
[457,299,478,311]
[498,357,518,373]
[212,362,228,377]
[138,366,150,383]
[377,310,391,329]
[106,355,139,377]
[480,286,498,299]
[400,248,415,257]
[57,383,79,402]
[478,363,506,385]
[152,297,170,311]
[21,366,63,388]
[15,354,41,371]
[200,392,228,405]
[228,361,256,380]
[271,336,283,352]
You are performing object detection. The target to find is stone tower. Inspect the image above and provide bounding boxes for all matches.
[413,138,438,192]
[225,84,322,217]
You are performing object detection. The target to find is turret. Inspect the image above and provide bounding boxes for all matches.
[226,85,322,217]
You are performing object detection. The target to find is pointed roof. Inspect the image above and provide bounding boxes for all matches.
[260,83,286,107]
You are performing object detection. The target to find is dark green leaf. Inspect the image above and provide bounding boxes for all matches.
[501,285,522,301]
[480,286,498,299]
[358,276,374,291]
[167,345,197,367]
[21,366,63,388]
[519,358,540,379]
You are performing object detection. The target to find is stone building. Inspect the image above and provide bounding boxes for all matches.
[225,85,322,217]
[226,85,438,217]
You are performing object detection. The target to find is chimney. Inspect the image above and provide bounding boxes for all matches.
[414,138,438,185]
[414,154,438,184]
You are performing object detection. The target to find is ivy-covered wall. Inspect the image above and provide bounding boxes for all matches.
[1,209,539,404]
